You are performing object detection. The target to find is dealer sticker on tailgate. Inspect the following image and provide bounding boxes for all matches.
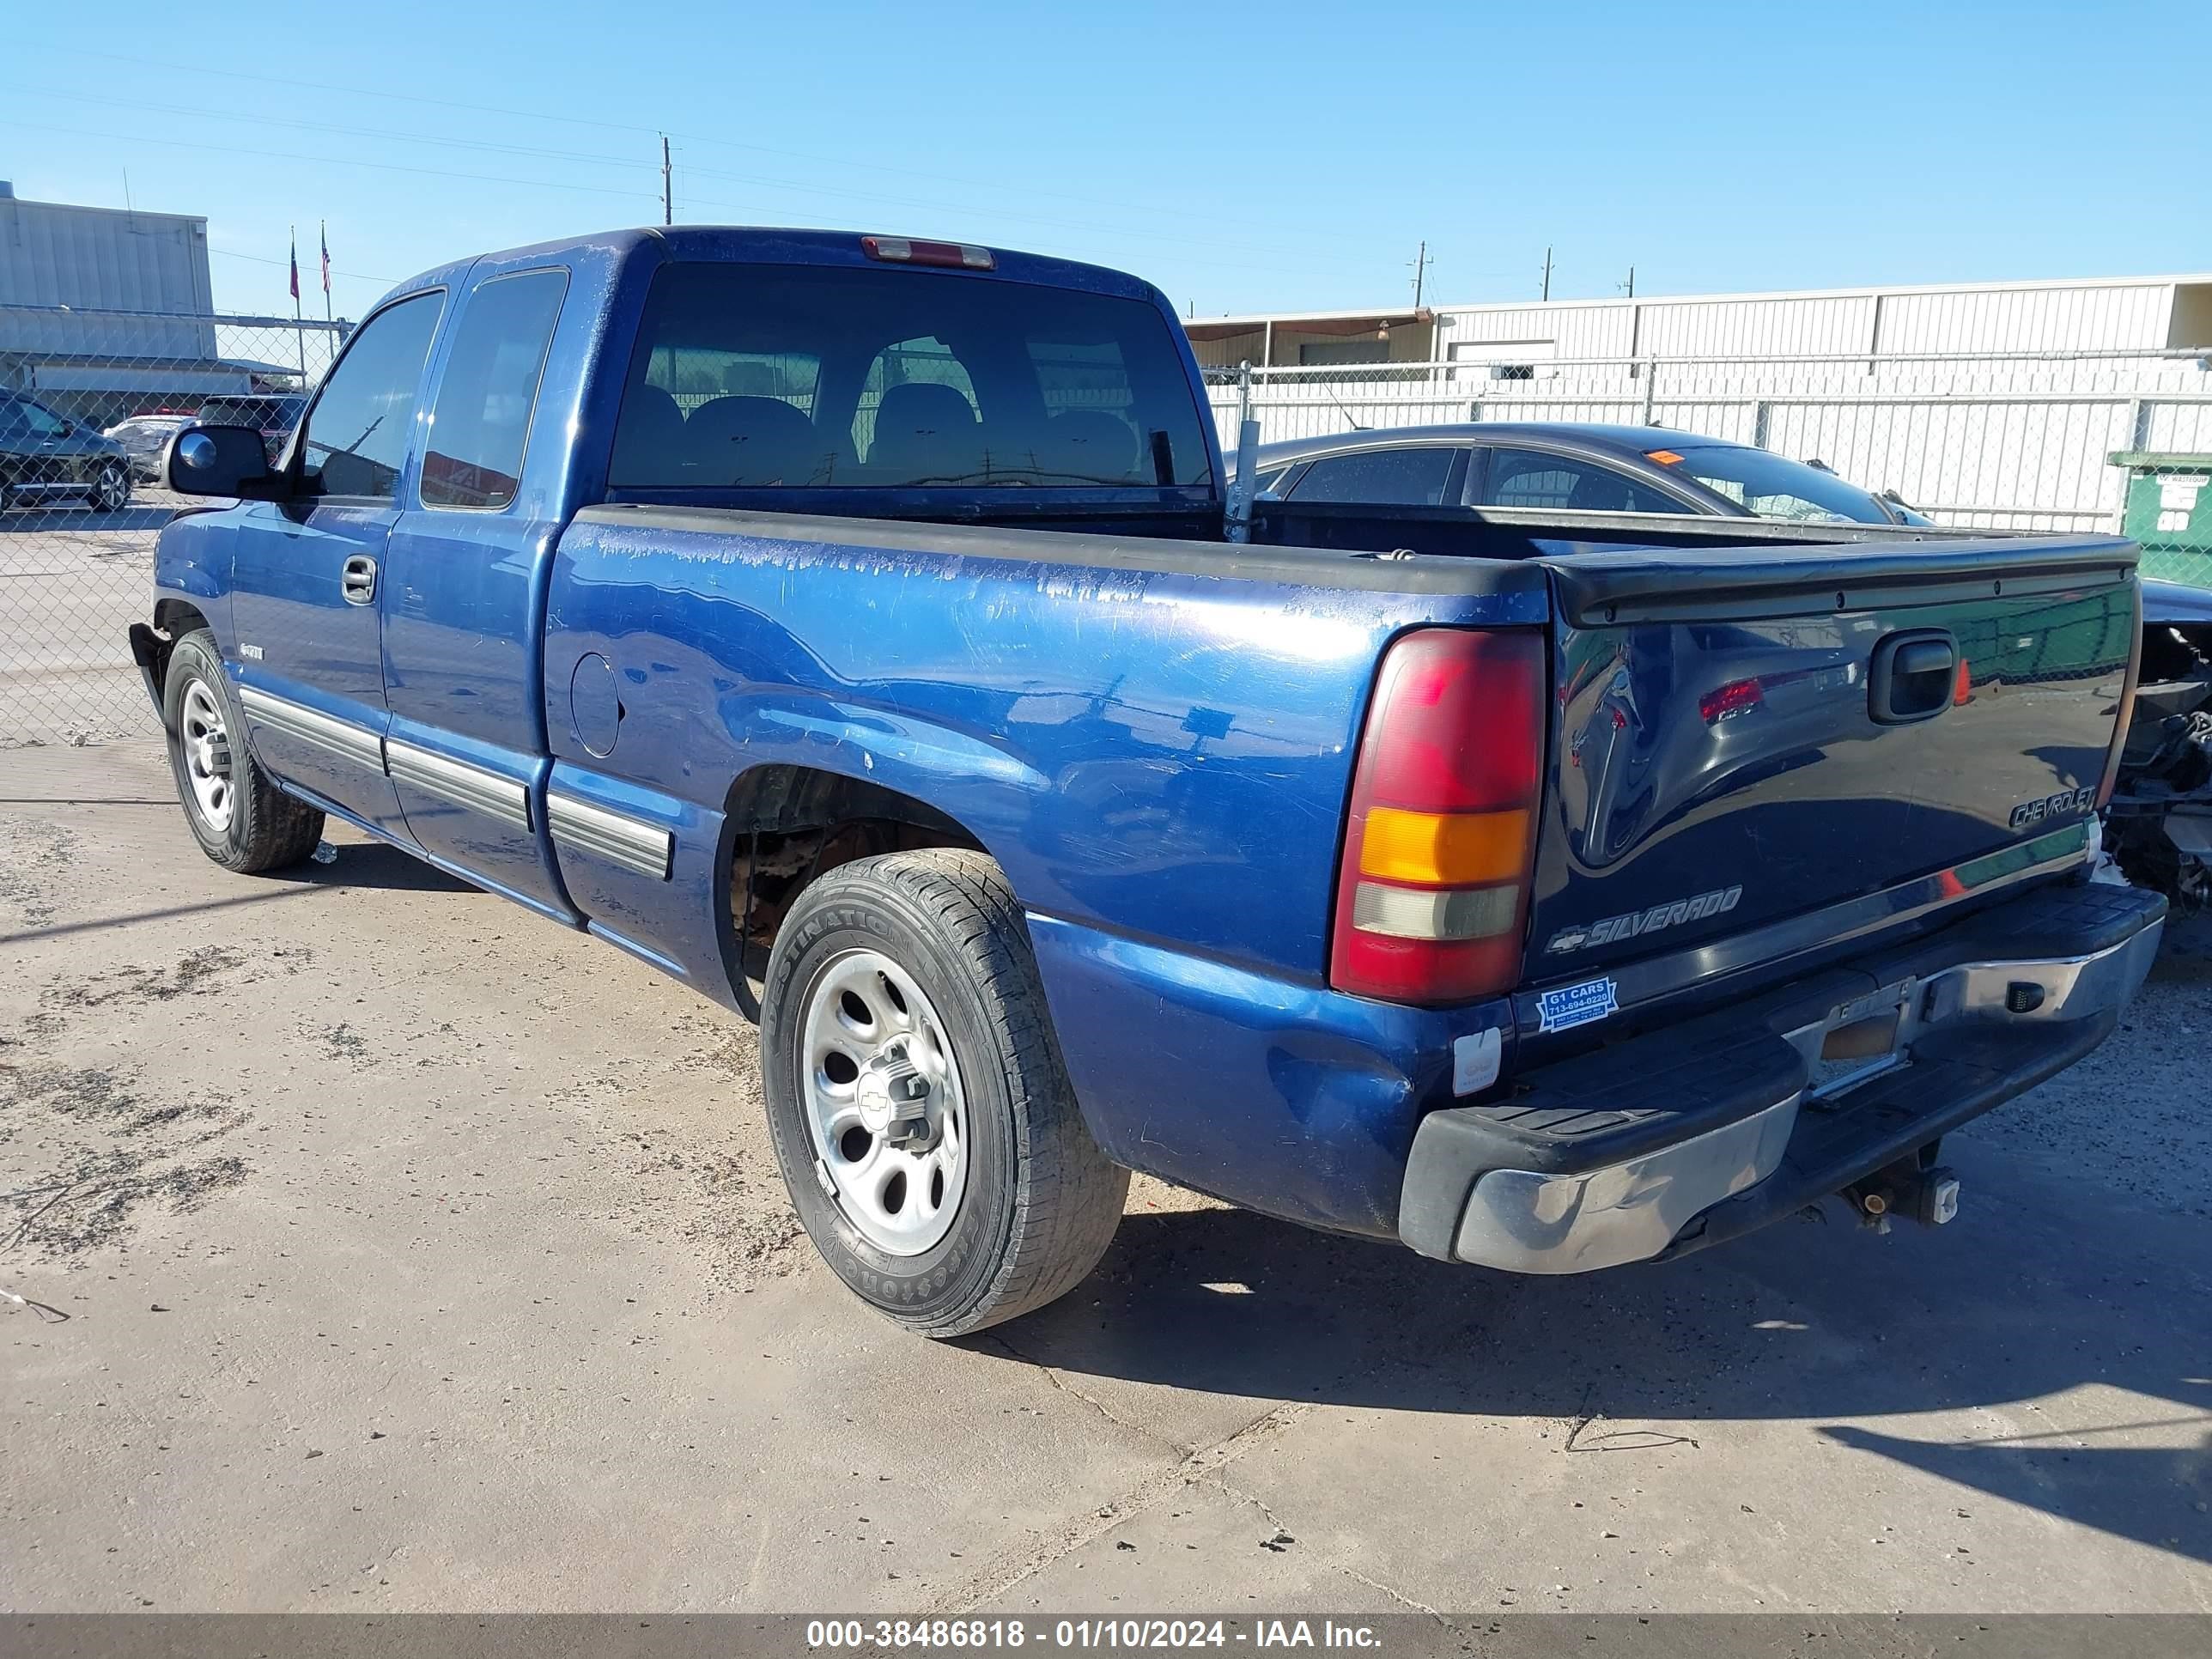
[1537,976,1618,1034]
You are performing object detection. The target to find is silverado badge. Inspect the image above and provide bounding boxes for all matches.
[1544,884,1743,956]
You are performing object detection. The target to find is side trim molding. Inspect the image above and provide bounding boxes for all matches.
[548,792,674,881]
[386,738,532,832]
[238,684,384,772]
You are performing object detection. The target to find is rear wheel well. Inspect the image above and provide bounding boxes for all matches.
[722,763,986,1016]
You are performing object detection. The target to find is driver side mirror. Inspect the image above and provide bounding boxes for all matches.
[167,425,287,500]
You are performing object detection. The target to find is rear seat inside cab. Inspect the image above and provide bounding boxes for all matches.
[611,380,1147,489]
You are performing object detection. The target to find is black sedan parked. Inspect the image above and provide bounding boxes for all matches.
[0,392,133,513]
[1241,422,1930,527]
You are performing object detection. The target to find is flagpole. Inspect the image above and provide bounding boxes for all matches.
[290,225,307,386]
[320,220,333,328]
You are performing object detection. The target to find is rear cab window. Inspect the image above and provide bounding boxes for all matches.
[606,263,1213,492]
[421,268,568,510]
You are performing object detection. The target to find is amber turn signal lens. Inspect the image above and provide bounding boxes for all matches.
[1357,806,1531,887]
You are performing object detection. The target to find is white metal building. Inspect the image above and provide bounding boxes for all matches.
[1186,274,2212,370]
[1188,275,2212,532]
[0,179,261,419]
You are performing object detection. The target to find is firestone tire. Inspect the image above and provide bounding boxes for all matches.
[161,629,325,874]
[759,848,1128,1338]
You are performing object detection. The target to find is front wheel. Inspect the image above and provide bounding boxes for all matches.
[759,848,1128,1337]
[88,459,131,514]
[161,629,325,872]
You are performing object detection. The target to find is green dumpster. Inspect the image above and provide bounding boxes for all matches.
[2110,450,2212,587]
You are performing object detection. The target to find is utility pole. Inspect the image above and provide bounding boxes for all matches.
[1540,246,1553,302]
[660,136,672,226]
[1409,239,1432,308]
[1620,264,1635,299]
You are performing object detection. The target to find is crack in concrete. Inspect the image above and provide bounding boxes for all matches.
[1206,1474,1448,1625]
[927,1401,1312,1613]
[983,1333,1170,1445]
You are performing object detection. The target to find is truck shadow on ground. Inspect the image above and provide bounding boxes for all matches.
[989,1176,2212,1566]
[0,505,173,535]
[0,847,473,946]
[279,841,479,896]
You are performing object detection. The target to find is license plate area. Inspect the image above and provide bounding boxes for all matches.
[1792,980,1918,1107]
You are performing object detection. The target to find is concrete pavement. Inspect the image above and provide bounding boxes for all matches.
[3,743,2208,1613]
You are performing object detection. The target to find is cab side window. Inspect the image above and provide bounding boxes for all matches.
[421,270,568,511]
[298,291,444,501]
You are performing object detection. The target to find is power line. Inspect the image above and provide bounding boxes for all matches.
[210,245,396,285]
[0,116,660,204]
[3,84,1329,267]
[12,42,1235,228]
[13,84,662,176]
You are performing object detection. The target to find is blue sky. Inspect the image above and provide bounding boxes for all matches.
[5,0,2209,322]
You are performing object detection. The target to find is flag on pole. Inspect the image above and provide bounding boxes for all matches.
[319,223,331,296]
[289,230,301,302]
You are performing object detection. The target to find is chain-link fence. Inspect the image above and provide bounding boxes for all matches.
[1204,348,2212,544]
[9,301,2212,749]
[1,306,347,747]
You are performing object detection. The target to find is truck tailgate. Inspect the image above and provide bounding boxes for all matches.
[1525,536,2138,989]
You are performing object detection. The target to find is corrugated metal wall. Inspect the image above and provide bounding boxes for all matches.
[1208,276,2209,369]
[0,188,218,363]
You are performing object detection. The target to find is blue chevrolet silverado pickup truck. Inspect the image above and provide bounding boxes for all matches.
[130,226,2165,1335]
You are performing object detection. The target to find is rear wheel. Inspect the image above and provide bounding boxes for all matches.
[760,848,1127,1337]
[88,460,131,514]
[161,629,325,872]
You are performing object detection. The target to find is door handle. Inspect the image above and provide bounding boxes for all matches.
[341,555,379,605]
[1868,629,1957,725]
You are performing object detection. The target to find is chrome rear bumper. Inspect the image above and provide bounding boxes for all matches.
[1401,880,2165,1275]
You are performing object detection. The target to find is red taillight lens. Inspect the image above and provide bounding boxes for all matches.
[1698,678,1764,724]
[1330,629,1547,1006]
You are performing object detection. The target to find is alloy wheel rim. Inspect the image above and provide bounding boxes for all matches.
[96,464,127,511]
[799,948,969,1256]
[179,678,234,831]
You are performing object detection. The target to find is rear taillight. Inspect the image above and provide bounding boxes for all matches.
[1330,629,1547,1006]
[1698,678,1764,723]
[860,235,994,270]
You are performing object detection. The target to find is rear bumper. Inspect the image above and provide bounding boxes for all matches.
[1399,878,2166,1273]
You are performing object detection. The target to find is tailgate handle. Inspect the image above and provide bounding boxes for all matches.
[1869,629,1956,725]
